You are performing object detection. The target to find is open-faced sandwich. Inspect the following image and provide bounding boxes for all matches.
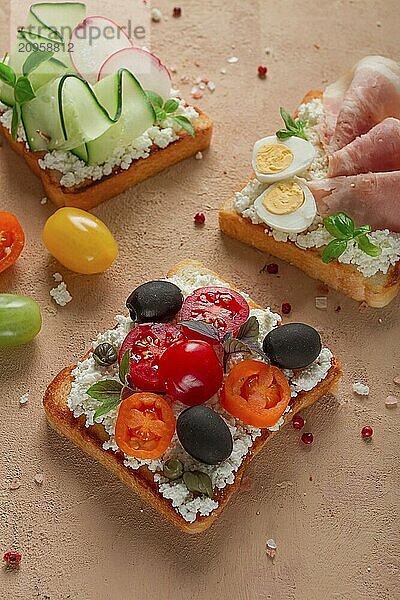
[44,260,341,533]
[220,56,400,307]
[0,3,212,210]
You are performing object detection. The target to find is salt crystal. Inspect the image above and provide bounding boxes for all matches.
[151,7,162,22]
[198,82,206,90]
[266,538,277,549]
[353,382,369,396]
[195,152,203,160]
[220,68,227,74]
[393,376,400,386]
[385,396,398,409]
[265,47,272,55]
[315,296,328,309]
[227,56,239,64]
[9,478,21,490]
[207,81,216,92]
[53,272,63,283]
[190,86,198,95]
[34,473,44,486]
[19,393,29,406]
[40,197,47,205]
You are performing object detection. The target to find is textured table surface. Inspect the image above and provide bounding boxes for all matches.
[0,1,399,599]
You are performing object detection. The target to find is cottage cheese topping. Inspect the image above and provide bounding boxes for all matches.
[67,271,332,523]
[233,98,400,277]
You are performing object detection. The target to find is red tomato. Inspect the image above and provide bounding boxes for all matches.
[115,392,176,459]
[119,324,185,392]
[158,339,224,406]
[220,360,290,428]
[0,212,25,274]
[179,287,249,340]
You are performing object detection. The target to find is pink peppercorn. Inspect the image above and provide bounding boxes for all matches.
[173,7,182,17]
[194,212,205,225]
[258,65,268,79]
[292,415,304,430]
[266,263,279,274]
[3,551,22,568]
[282,302,291,315]
[361,426,373,439]
[301,432,314,445]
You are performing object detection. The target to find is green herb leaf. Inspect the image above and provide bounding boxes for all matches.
[276,108,308,140]
[223,337,252,356]
[353,225,372,238]
[164,98,179,114]
[87,379,123,402]
[22,50,54,76]
[321,239,348,263]
[179,320,220,342]
[163,459,184,481]
[323,212,354,240]
[173,115,195,137]
[0,62,16,87]
[276,129,293,140]
[11,104,20,141]
[356,234,382,257]
[280,107,296,130]
[119,350,131,385]
[154,107,167,123]
[145,90,164,108]
[183,471,213,497]
[94,396,122,420]
[14,77,36,104]
[236,316,260,344]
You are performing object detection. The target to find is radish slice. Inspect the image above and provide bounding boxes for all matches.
[70,16,132,84]
[98,47,171,99]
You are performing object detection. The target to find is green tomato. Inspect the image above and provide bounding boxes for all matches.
[0,294,42,347]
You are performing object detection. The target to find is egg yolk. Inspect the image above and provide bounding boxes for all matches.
[262,180,304,215]
[255,144,293,174]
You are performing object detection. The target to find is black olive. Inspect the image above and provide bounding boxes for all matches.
[126,281,183,323]
[263,323,322,369]
[177,405,233,465]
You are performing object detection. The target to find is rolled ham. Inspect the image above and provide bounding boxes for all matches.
[320,56,400,153]
[328,118,400,177]
[308,172,400,232]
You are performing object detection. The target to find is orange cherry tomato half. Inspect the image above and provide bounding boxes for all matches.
[115,392,176,459]
[0,212,25,274]
[220,360,291,428]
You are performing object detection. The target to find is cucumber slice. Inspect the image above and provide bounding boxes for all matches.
[26,3,86,42]
[85,69,155,165]
[71,144,88,162]
[21,74,113,151]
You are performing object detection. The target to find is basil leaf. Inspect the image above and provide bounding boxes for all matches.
[353,225,372,238]
[276,129,293,140]
[179,320,220,342]
[146,90,164,108]
[0,62,16,87]
[22,50,54,76]
[236,316,260,343]
[280,107,296,130]
[119,350,131,384]
[87,379,123,402]
[164,99,179,114]
[183,471,213,498]
[94,397,122,420]
[14,77,36,104]
[321,239,348,263]
[323,212,354,240]
[173,115,195,137]
[11,104,20,141]
[356,234,382,257]
[154,107,167,123]
[223,337,252,356]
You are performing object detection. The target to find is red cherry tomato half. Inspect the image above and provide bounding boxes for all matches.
[115,392,176,459]
[220,360,290,428]
[159,339,224,406]
[0,212,25,274]
[119,323,185,392]
[179,287,250,340]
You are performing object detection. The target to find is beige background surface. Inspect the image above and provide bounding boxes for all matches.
[1,1,399,599]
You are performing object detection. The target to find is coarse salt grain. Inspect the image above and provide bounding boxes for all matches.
[385,396,398,408]
[207,81,216,92]
[266,538,277,549]
[195,151,203,160]
[353,382,370,396]
[50,282,72,306]
[393,376,400,386]
[41,197,47,205]
[9,478,21,490]
[34,473,44,485]
[315,296,328,309]
[151,7,162,22]
[53,272,63,283]
[227,56,239,64]
[19,393,29,405]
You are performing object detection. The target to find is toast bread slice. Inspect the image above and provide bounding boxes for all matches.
[0,110,213,210]
[43,259,342,533]
[219,91,400,308]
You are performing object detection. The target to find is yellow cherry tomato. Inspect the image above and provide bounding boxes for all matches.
[43,208,118,274]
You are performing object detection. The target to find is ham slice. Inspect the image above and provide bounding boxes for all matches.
[321,56,400,153]
[328,118,400,177]
[308,172,400,232]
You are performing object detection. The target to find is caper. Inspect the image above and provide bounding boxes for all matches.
[163,458,184,481]
[183,471,213,498]
[93,343,118,366]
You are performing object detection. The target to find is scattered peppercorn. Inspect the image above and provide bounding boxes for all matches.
[281,302,291,315]
[292,414,305,430]
[173,7,182,17]
[361,426,373,439]
[334,305,342,313]
[194,212,205,225]
[266,263,279,274]
[258,65,268,79]
[3,551,22,568]
[301,432,314,445]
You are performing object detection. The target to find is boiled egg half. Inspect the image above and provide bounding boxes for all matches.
[254,177,316,233]
[252,135,315,183]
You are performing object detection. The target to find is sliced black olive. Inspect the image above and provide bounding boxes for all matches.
[177,405,233,465]
[262,323,322,369]
[126,281,183,323]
